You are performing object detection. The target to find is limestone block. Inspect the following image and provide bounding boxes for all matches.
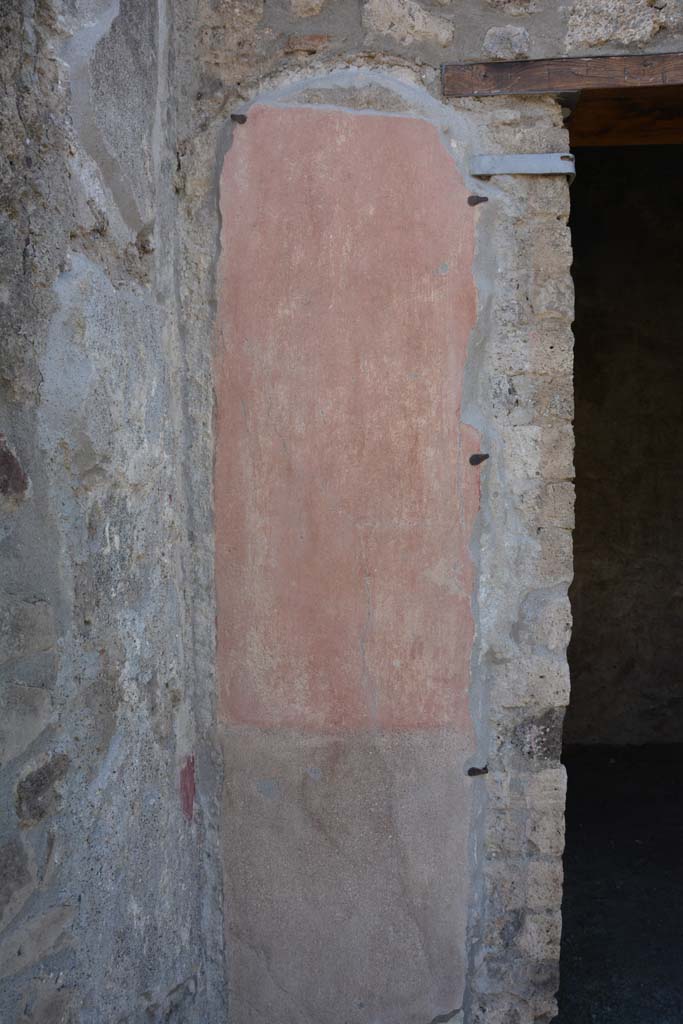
[527,859,564,910]
[513,480,575,530]
[483,115,568,164]
[484,861,527,913]
[517,589,572,652]
[531,526,574,587]
[490,651,571,709]
[527,807,565,857]
[197,0,268,81]
[484,807,527,858]
[566,0,666,48]
[531,230,573,301]
[523,179,571,221]
[517,909,562,960]
[489,325,572,379]
[525,766,567,808]
[541,423,575,481]
[469,999,527,1024]
[362,0,454,46]
[482,25,531,60]
[532,216,573,265]
[503,423,574,481]
[473,950,559,998]
[529,323,574,379]
[491,372,574,424]
[531,270,575,320]
[491,765,565,802]
[502,424,542,478]
[485,800,564,858]
[491,291,534,333]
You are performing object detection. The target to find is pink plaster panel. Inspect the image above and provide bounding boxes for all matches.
[216,104,479,730]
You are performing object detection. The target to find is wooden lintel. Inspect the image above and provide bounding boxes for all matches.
[442,52,683,98]
[568,85,683,146]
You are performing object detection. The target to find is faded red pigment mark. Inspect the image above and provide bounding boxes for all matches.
[180,755,195,821]
[215,104,480,731]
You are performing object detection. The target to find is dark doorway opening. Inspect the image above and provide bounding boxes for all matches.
[558,125,683,1020]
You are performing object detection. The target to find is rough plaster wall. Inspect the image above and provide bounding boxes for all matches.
[565,146,683,747]
[0,3,224,1022]
[2,0,683,1022]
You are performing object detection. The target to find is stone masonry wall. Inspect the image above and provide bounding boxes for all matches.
[2,0,683,1022]
[463,101,573,1024]
[0,3,224,1022]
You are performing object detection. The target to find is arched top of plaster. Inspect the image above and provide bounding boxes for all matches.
[216,64,515,445]
[224,67,488,185]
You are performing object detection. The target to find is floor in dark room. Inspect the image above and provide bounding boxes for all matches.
[556,745,683,1023]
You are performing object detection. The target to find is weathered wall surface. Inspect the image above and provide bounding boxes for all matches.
[216,104,479,734]
[3,0,683,1022]
[216,98,479,1023]
[565,146,683,747]
[0,3,224,1021]
[209,68,574,1024]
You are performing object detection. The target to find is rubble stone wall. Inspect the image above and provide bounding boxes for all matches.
[0,3,224,1022]
[2,0,682,1021]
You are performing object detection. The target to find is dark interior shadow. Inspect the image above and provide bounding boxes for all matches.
[557,145,683,1023]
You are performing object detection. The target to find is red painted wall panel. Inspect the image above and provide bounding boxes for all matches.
[216,104,479,731]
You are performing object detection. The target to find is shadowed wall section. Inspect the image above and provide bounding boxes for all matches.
[215,103,479,1023]
[565,146,683,746]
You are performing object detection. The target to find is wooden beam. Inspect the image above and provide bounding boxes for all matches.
[569,86,683,146]
[442,52,683,98]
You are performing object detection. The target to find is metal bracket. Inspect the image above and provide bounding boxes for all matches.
[470,152,576,181]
